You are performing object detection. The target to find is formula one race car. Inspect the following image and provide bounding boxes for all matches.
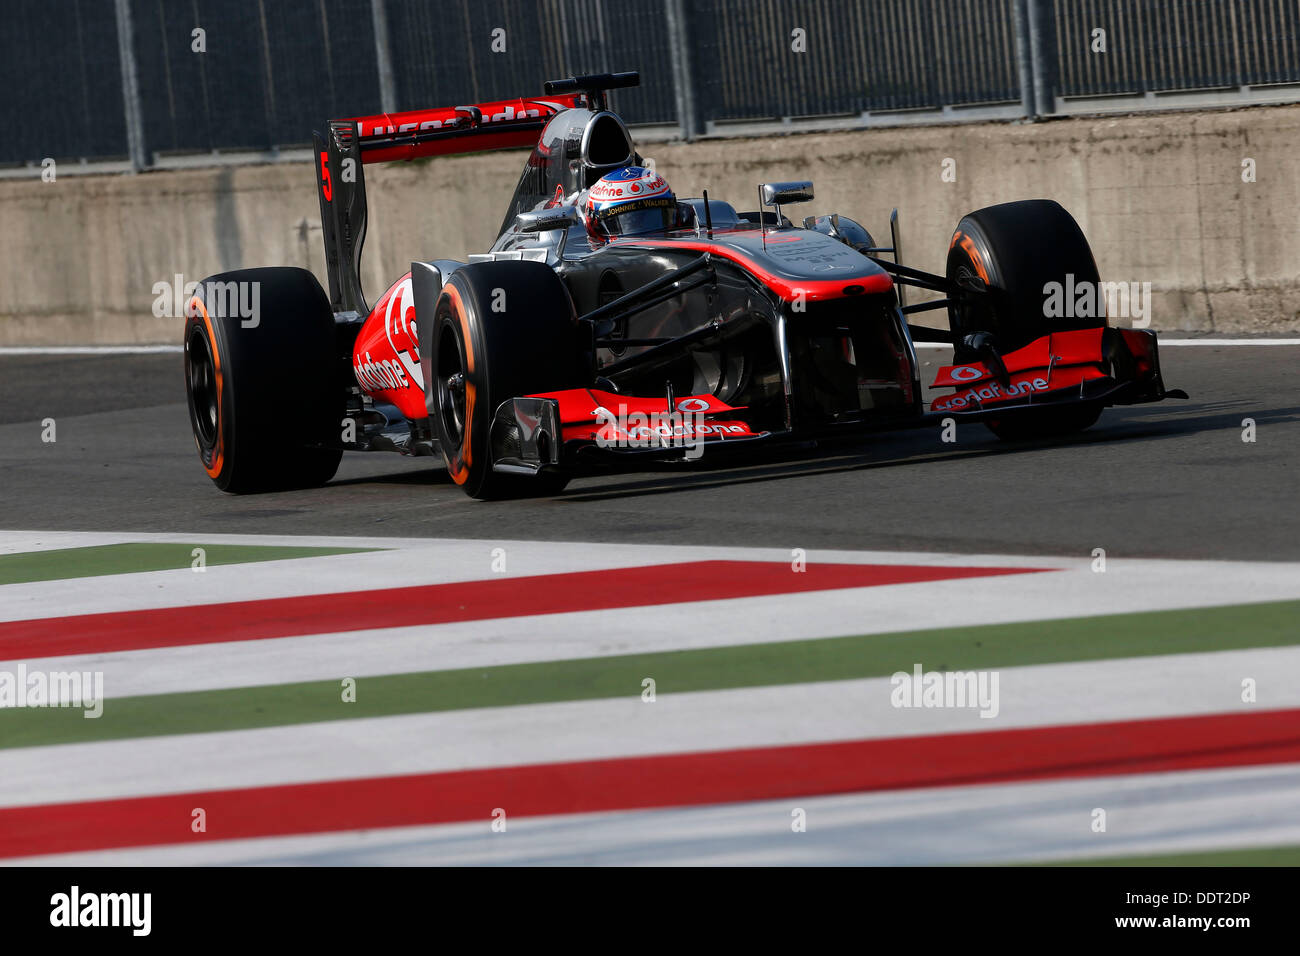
[183,72,1185,498]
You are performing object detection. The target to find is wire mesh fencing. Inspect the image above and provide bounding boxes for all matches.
[6,0,1299,168]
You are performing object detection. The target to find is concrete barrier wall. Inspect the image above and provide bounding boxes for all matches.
[3,104,1298,346]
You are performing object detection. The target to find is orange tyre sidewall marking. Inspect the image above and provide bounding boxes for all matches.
[443,284,476,486]
[954,232,990,284]
[188,296,225,479]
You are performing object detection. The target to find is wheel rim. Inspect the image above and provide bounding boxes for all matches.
[186,325,219,448]
[436,322,467,446]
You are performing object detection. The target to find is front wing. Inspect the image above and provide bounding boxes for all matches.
[488,327,1185,474]
[925,327,1185,421]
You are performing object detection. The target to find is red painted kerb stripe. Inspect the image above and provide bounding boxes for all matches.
[4,708,1298,859]
[0,560,1045,659]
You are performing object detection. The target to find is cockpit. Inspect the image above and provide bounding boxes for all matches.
[496,109,642,239]
[487,102,768,263]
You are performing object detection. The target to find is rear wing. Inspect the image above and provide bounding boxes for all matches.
[344,95,585,164]
[312,73,638,316]
[312,95,583,315]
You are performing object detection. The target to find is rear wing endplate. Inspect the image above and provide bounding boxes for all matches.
[313,122,369,315]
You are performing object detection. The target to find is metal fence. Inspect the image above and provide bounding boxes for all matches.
[6,0,1300,170]
[1054,0,1300,97]
[688,0,1024,119]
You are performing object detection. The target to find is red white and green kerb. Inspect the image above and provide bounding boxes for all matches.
[2,532,1298,865]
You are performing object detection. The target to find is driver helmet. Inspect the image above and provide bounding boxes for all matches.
[583,166,676,240]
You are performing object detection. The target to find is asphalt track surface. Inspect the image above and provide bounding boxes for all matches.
[1,343,1296,560]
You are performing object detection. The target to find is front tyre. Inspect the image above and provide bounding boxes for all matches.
[431,261,588,499]
[184,267,343,493]
[945,200,1106,441]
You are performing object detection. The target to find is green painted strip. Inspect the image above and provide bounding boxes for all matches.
[1022,844,1300,866]
[0,543,379,586]
[2,598,1298,749]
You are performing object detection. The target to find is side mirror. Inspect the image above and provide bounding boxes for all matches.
[516,207,580,233]
[757,181,813,246]
[760,181,814,205]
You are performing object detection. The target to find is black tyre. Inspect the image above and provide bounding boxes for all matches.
[184,267,343,493]
[430,261,588,499]
[945,200,1105,440]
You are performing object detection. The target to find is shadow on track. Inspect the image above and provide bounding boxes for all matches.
[557,403,1300,503]
[312,401,1300,502]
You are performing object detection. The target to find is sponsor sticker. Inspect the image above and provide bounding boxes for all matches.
[931,375,1050,412]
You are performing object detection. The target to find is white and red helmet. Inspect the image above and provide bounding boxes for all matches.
[583,166,676,239]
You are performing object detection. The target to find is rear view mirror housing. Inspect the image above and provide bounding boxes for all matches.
[757,181,814,246]
[760,181,814,205]
[516,207,580,233]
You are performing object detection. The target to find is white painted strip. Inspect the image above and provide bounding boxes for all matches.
[1156,338,1300,346]
[1,645,1294,810]
[914,339,1300,348]
[0,529,1070,565]
[13,761,1298,866]
[0,345,183,355]
[0,530,427,555]
[10,553,1300,699]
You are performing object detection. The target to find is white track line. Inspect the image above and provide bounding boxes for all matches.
[0,530,1065,569]
[16,761,1300,866]
[0,346,183,355]
[2,645,1294,810]
[1154,338,1300,346]
[913,338,1300,348]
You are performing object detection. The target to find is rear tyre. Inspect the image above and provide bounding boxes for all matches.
[184,267,343,493]
[430,261,588,499]
[945,199,1106,441]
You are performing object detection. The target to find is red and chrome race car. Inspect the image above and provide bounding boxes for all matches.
[183,72,1185,498]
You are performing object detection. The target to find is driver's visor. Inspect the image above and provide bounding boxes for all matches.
[595,197,676,237]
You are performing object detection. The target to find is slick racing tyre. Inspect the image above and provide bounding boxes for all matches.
[945,199,1105,441]
[184,267,344,493]
[430,261,588,499]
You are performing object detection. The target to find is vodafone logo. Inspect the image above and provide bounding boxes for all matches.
[676,398,710,412]
[949,365,984,382]
[932,375,1050,411]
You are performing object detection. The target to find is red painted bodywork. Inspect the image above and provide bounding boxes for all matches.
[929,327,1114,412]
[527,387,760,443]
[931,328,1107,389]
[352,272,427,420]
[931,366,1106,413]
